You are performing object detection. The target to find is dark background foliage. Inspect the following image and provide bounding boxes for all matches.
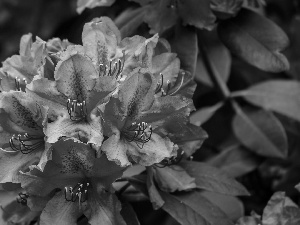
[1,0,300,224]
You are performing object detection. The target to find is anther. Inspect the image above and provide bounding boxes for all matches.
[99,52,125,80]
[8,133,44,154]
[67,99,88,121]
[64,182,89,203]
[122,122,153,148]
[16,193,29,205]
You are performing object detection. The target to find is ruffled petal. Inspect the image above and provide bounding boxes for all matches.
[44,110,103,146]
[84,185,126,225]
[54,53,98,105]
[128,133,178,166]
[0,148,42,184]
[0,91,46,137]
[39,191,82,225]
[82,17,121,68]
[101,130,132,167]
[119,34,158,77]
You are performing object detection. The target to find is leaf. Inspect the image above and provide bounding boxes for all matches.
[147,167,164,210]
[237,80,300,122]
[200,191,244,221]
[170,24,198,77]
[114,7,146,38]
[180,161,249,196]
[195,41,231,87]
[160,191,234,225]
[262,192,300,225]
[208,144,261,178]
[218,8,290,72]
[153,165,196,192]
[77,0,115,14]
[232,107,288,158]
[177,0,216,30]
[190,102,224,126]
[120,201,140,225]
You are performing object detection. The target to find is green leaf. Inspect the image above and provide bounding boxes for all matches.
[200,191,244,221]
[120,201,140,225]
[218,8,290,72]
[160,191,234,225]
[190,102,224,126]
[77,0,115,14]
[115,7,146,38]
[153,165,196,192]
[236,80,300,122]
[170,24,198,77]
[180,161,249,196]
[232,108,288,158]
[147,167,164,210]
[208,144,261,178]
[177,0,216,30]
[195,41,231,86]
[262,192,300,225]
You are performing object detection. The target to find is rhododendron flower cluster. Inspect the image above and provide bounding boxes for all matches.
[0,17,199,224]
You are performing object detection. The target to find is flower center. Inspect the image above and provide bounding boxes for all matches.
[14,77,28,92]
[155,72,185,96]
[8,133,44,154]
[67,99,88,121]
[64,182,89,203]
[122,122,152,148]
[16,192,29,205]
[99,53,125,80]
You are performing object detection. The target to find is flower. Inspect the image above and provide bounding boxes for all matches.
[17,139,126,225]
[0,90,51,185]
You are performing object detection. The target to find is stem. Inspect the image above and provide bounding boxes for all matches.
[118,183,131,196]
[198,40,231,100]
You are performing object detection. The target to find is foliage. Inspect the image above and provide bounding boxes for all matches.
[0,0,300,225]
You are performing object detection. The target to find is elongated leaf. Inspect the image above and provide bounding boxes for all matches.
[160,191,234,225]
[147,168,164,209]
[180,161,249,196]
[177,0,216,30]
[170,24,198,77]
[218,8,289,72]
[232,108,288,158]
[200,191,244,221]
[154,165,196,192]
[190,102,224,126]
[208,144,261,178]
[237,80,300,122]
[195,41,231,86]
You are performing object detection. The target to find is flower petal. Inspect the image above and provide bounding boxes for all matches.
[82,17,121,68]
[77,0,116,14]
[128,133,178,166]
[119,34,158,77]
[0,149,42,184]
[39,191,82,225]
[101,131,132,167]
[0,91,45,137]
[44,111,103,146]
[54,53,98,104]
[84,185,126,225]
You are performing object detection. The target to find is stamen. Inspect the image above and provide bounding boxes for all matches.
[16,192,29,205]
[99,52,125,80]
[8,133,44,154]
[155,72,185,96]
[156,150,184,168]
[122,122,152,148]
[14,77,27,92]
[67,99,88,121]
[64,182,89,203]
